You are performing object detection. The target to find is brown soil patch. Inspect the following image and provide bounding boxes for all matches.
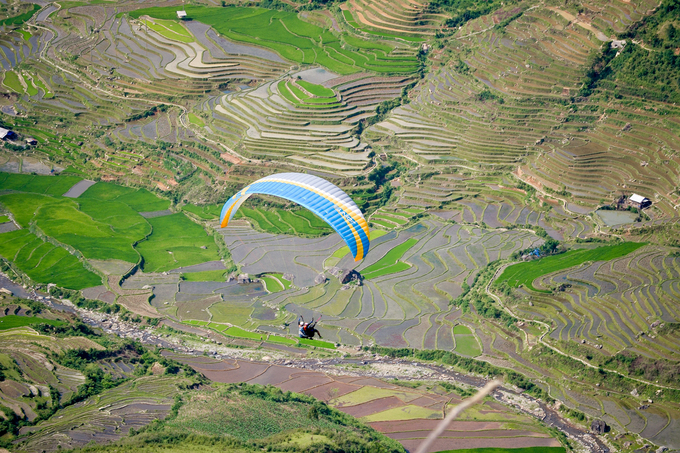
[199,361,270,383]
[150,362,165,375]
[387,429,552,440]
[277,373,333,393]
[247,365,295,386]
[220,153,242,165]
[399,436,561,453]
[304,381,361,402]
[341,396,405,418]
[369,420,504,433]
[117,293,159,318]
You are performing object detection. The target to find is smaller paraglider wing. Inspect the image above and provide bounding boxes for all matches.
[220,173,370,261]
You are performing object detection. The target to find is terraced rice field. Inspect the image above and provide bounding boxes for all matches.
[209,70,415,174]
[164,352,560,452]
[19,375,184,452]
[0,327,104,429]
[517,245,680,359]
[206,218,541,348]
[131,6,420,75]
[495,243,680,447]
[0,229,101,290]
[364,0,680,216]
[497,242,646,291]
[341,0,442,40]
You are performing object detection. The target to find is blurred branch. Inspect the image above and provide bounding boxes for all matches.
[415,379,503,453]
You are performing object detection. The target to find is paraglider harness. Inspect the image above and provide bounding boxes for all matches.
[298,315,322,339]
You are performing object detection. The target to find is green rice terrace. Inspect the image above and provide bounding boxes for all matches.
[1,0,680,451]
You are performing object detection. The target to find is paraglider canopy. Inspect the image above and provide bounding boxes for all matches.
[220,173,370,261]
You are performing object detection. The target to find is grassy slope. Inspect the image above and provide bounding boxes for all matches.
[65,383,403,453]
[497,242,647,292]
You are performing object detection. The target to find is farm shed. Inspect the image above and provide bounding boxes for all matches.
[176,10,187,19]
[25,137,37,145]
[629,193,651,209]
[0,128,17,140]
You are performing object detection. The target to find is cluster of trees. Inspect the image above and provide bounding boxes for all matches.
[581,0,680,102]
[510,238,562,260]
[125,104,169,122]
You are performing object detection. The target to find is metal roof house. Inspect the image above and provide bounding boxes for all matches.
[630,193,651,208]
[0,127,16,140]
[176,10,187,19]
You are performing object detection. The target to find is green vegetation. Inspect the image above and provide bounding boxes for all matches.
[224,326,264,341]
[261,275,284,293]
[32,76,53,98]
[142,18,194,43]
[299,338,336,349]
[266,335,297,346]
[0,4,40,27]
[296,80,335,97]
[0,216,9,223]
[0,230,102,289]
[236,206,333,236]
[129,6,419,74]
[69,383,404,453]
[2,71,24,93]
[361,238,417,279]
[79,182,170,212]
[497,242,646,292]
[430,0,504,29]
[0,172,83,196]
[136,213,219,273]
[24,75,38,96]
[182,203,222,220]
[0,192,145,263]
[278,80,340,106]
[604,0,680,102]
[188,112,206,127]
[453,335,481,357]
[181,270,226,282]
[0,315,65,330]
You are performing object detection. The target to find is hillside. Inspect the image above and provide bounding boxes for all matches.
[0,0,679,452]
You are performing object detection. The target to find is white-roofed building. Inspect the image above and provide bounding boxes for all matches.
[629,193,651,208]
[0,127,16,140]
[177,10,187,19]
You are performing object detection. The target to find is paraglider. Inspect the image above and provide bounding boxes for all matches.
[219,172,370,261]
[298,315,322,339]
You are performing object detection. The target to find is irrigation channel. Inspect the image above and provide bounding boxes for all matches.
[1,272,610,453]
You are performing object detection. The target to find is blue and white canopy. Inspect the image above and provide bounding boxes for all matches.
[220,173,370,261]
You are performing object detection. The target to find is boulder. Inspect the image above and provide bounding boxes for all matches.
[590,419,608,435]
[340,269,361,285]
